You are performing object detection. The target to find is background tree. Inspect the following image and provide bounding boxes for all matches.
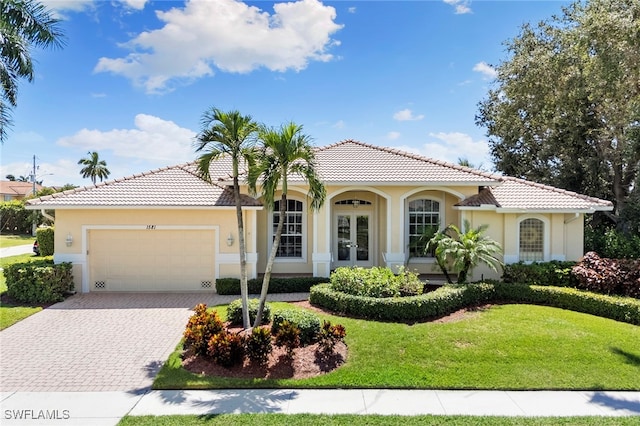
[0,0,64,142]
[476,0,640,233]
[195,107,258,330]
[78,151,110,185]
[5,174,15,181]
[248,123,326,327]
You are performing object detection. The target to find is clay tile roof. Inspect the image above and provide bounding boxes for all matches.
[308,140,500,184]
[489,177,613,210]
[0,181,42,198]
[26,165,261,208]
[456,187,501,207]
[456,177,613,211]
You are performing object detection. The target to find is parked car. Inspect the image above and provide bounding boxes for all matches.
[33,240,40,256]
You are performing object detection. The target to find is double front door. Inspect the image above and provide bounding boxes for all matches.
[334,212,372,267]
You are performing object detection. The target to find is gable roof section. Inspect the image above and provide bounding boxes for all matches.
[1,181,42,198]
[456,177,613,212]
[26,165,262,209]
[309,140,500,185]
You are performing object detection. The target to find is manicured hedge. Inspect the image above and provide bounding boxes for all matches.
[216,276,330,295]
[309,282,640,325]
[272,309,321,345]
[502,261,577,287]
[3,258,73,304]
[226,298,271,326]
[36,226,55,256]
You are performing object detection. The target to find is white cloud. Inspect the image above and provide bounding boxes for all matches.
[121,0,147,10]
[95,0,343,94]
[443,0,472,14]
[393,109,424,122]
[56,114,196,164]
[348,7,356,14]
[387,131,401,140]
[332,120,345,129]
[420,132,490,166]
[473,61,497,80]
[40,0,94,13]
[0,159,81,188]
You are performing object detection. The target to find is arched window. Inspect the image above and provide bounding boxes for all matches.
[519,218,544,262]
[273,199,304,258]
[408,199,440,258]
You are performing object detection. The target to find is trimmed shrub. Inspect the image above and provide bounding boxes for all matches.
[502,261,577,287]
[309,282,640,325]
[272,308,321,345]
[35,226,54,256]
[492,283,640,325]
[183,304,224,356]
[226,298,271,326]
[274,320,300,358]
[215,276,330,295]
[571,252,640,298]
[246,326,273,365]
[3,259,73,304]
[207,331,245,367]
[330,266,424,298]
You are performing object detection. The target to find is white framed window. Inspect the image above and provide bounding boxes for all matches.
[519,218,544,262]
[408,198,441,258]
[272,199,305,259]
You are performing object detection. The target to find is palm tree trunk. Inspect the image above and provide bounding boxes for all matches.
[253,193,287,328]
[233,177,251,329]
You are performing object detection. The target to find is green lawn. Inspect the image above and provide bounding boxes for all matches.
[0,234,34,248]
[154,302,640,390]
[118,414,640,426]
[0,253,44,329]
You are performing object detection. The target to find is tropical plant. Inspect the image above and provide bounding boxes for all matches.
[248,122,326,327]
[78,151,110,185]
[195,107,258,329]
[430,221,503,284]
[0,0,64,142]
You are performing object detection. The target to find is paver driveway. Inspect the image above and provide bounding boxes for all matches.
[0,292,307,392]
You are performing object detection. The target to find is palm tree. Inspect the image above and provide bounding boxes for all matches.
[248,122,326,327]
[78,151,111,185]
[432,220,503,284]
[195,107,258,329]
[1,0,64,142]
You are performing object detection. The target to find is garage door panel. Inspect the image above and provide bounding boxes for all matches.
[89,229,216,291]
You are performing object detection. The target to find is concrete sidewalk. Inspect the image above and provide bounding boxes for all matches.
[1,389,639,425]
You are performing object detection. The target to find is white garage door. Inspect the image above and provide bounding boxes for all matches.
[89,229,216,291]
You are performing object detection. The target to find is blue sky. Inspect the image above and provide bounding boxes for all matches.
[1,0,569,187]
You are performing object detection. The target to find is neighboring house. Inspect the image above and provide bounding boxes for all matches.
[26,140,612,293]
[1,180,42,201]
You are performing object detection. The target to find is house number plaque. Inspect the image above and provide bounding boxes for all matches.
[146,225,156,230]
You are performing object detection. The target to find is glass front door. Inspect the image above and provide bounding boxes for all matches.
[335,213,371,267]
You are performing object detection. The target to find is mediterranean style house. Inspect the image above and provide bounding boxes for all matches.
[27,140,612,293]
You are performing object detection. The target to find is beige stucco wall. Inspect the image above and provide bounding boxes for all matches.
[54,208,258,291]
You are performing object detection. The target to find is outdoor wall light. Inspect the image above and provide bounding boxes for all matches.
[226,233,234,247]
[65,232,73,247]
[352,199,360,208]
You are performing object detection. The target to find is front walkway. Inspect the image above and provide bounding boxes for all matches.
[0,292,308,393]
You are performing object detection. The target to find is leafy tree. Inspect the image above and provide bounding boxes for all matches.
[476,0,640,230]
[195,107,258,329]
[429,221,503,284]
[0,0,64,142]
[248,123,326,327]
[5,174,15,181]
[78,151,110,185]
